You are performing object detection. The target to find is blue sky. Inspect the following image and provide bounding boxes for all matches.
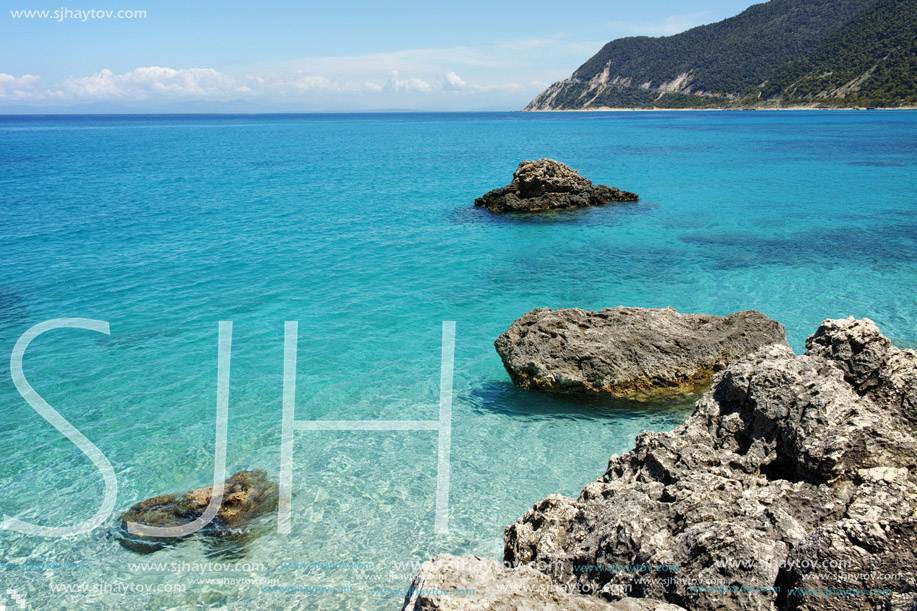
[1,0,763,111]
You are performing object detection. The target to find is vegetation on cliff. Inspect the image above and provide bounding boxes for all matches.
[527,0,916,110]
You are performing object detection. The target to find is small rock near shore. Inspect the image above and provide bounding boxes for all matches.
[115,469,278,554]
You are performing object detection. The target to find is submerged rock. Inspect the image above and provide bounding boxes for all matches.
[407,318,917,610]
[115,470,278,554]
[495,307,787,401]
[475,159,638,213]
[402,555,685,611]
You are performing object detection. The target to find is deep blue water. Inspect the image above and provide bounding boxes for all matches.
[0,111,915,610]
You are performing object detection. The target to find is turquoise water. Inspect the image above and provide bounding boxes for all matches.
[0,111,915,610]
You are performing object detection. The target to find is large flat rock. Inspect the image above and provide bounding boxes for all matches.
[495,306,788,401]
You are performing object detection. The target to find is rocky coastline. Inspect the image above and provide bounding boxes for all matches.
[404,317,917,610]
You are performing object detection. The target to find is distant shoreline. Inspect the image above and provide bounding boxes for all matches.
[1,107,916,117]
[525,106,917,112]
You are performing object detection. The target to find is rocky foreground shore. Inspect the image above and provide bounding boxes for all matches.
[404,318,917,610]
[496,307,787,401]
[475,159,638,213]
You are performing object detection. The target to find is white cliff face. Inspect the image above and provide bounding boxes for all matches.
[524,79,578,111]
[812,63,880,98]
[524,67,714,111]
[656,71,695,93]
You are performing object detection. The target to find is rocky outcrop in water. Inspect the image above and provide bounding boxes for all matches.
[475,159,638,213]
[115,470,278,554]
[407,317,917,610]
[402,555,685,611]
[495,307,788,401]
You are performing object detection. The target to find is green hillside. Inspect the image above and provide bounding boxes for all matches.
[763,0,917,106]
[526,0,916,110]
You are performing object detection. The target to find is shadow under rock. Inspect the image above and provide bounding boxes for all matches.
[449,200,659,228]
[464,379,697,423]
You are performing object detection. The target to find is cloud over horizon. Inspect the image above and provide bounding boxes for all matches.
[0,63,550,110]
[0,15,712,111]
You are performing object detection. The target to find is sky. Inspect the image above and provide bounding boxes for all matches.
[0,0,764,112]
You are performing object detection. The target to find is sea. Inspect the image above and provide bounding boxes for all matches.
[0,110,915,610]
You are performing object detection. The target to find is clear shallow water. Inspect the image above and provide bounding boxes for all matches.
[0,111,915,610]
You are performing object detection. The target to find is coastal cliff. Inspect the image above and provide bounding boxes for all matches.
[526,0,917,110]
[404,317,917,610]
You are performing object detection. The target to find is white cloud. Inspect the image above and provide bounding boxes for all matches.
[383,70,433,93]
[0,34,594,108]
[0,73,44,100]
[240,72,357,95]
[0,66,486,102]
[0,66,551,110]
[58,67,243,100]
[442,71,466,91]
[52,67,240,100]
